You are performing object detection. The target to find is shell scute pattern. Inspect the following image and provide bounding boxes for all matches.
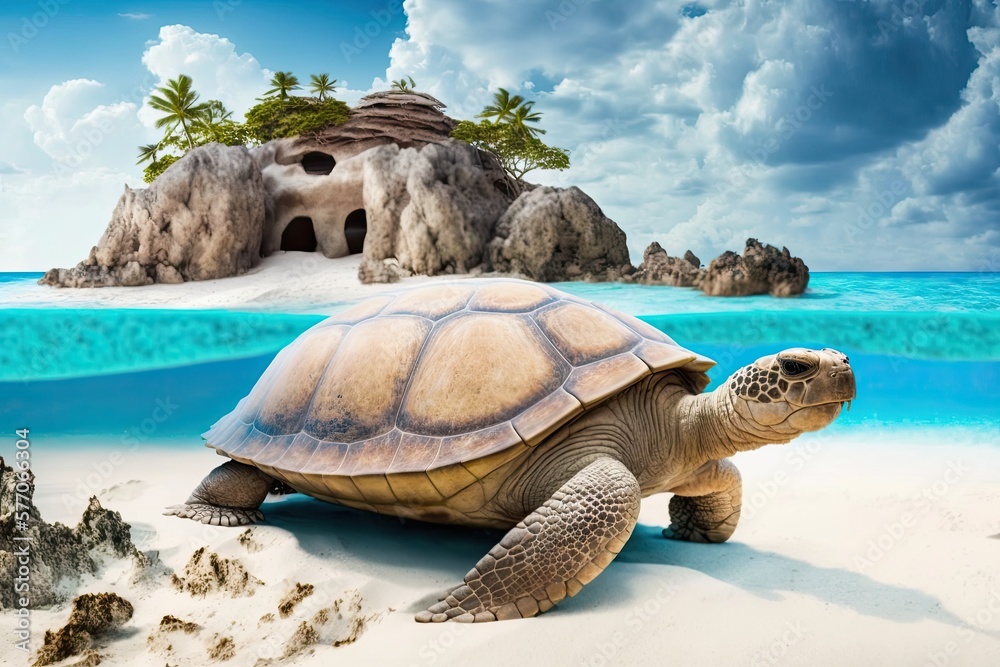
[204,280,713,501]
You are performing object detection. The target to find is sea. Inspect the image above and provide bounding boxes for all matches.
[0,272,997,445]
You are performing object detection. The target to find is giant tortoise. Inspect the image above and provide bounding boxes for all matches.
[166,279,856,622]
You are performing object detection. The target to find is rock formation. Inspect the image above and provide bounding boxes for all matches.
[627,241,702,287]
[40,143,264,288]
[628,238,809,297]
[40,92,629,288]
[359,141,513,282]
[0,457,159,609]
[37,90,810,293]
[487,186,631,281]
[701,238,810,297]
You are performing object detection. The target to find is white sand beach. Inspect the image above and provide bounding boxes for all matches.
[5,254,478,313]
[14,431,1000,667]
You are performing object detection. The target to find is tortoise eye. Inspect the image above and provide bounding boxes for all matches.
[780,359,812,377]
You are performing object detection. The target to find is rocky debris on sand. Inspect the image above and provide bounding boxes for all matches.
[0,458,161,609]
[33,592,133,666]
[700,238,810,297]
[170,547,262,598]
[628,238,809,297]
[487,186,631,282]
[278,583,315,618]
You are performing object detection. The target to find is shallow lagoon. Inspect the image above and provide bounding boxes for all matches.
[1,272,997,442]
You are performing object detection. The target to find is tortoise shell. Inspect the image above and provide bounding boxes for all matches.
[205,280,714,511]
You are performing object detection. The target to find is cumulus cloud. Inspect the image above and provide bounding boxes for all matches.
[370,0,999,269]
[23,79,150,172]
[137,25,271,125]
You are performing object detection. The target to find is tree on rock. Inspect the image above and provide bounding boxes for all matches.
[264,71,301,99]
[455,88,568,188]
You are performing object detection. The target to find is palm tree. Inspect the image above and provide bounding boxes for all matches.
[390,75,416,92]
[477,88,525,124]
[309,74,337,101]
[136,142,160,165]
[264,71,301,99]
[147,74,206,150]
[507,101,545,136]
[192,100,233,142]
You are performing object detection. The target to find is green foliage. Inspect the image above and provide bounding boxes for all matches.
[390,76,416,92]
[478,88,545,136]
[147,74,206,150]
[242,97,350,144]
[452,119,569,181]
[264,71,301,99]
[142,154,180,183]
[309,74,337,101]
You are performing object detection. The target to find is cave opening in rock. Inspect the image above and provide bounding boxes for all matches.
[300,151,336,175]
[280,217,318,252]
[345,209,367,255]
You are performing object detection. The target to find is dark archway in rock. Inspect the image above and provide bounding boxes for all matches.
[301,151,336,175]
[345,209,367,255]
[280,217,317,252]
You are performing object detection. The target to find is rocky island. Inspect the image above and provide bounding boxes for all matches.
[40,90,808,297]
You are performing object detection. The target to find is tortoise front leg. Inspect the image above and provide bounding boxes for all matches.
[416,457,640,623]
[163,460,273,526]
[663,458,742,543]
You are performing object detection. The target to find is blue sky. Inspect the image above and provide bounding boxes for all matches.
[1,0,998,272]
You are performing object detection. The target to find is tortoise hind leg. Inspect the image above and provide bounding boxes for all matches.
[416,457,640,623]
[164,460,273,526]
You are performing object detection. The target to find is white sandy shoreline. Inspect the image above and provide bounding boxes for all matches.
[6,432,1000,667]
[2,254,476,314]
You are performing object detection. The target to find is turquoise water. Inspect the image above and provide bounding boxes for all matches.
[0,272,996,438]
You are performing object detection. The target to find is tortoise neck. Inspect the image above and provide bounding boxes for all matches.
[669,385,777,465]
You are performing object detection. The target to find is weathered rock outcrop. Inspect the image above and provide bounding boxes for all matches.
[627,241,702,287]
[358,141,513,282]
[628,238,808,296]
[487,186,631,282]
[40,143,265,288]
[701,238,809,297]
[0,457,159,609]
[34,592,133,666]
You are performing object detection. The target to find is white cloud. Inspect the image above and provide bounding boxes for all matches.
[365,0,1000,270]
[137,25,271,125]
[119,12,151,20]
[1,169,143,272]
[23,79,150,172]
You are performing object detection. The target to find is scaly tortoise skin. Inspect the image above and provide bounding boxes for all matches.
[166,279,856,623]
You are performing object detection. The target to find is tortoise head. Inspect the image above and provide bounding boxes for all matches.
[726,348,856,435]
